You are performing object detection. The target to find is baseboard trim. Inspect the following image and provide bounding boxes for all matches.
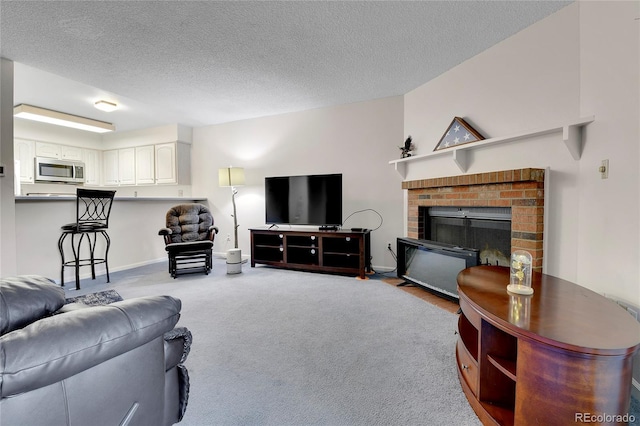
[214,250,250,261]
[58,257,166,285]
[371,265,396,274]
[109,257,166,273]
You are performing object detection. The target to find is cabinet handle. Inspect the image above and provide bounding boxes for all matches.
[462,364,469,371]
[311,236,316,241]
[346,237,351,242]
[311,249,316,255]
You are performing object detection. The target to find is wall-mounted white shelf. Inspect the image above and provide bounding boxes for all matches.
[389,116,595,178]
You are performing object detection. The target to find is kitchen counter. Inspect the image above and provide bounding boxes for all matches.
[14,195,212,282]
[16,195,207,202]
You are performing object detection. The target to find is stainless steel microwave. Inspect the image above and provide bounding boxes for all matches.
[35,157,85,184]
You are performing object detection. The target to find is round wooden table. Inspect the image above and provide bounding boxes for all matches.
[456,265,640,425]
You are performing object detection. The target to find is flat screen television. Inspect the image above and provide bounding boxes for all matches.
[265,173,342,226]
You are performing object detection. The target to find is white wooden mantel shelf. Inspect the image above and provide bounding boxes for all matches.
[389,116,595,178]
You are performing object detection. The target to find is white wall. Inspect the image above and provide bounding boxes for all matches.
[577,0,639,305]
[191,96,405,270]
[403,2,639,304]
[0,58,17,276]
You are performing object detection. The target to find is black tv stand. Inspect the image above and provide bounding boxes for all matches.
[319,225,339,231]
[250,228,371,279]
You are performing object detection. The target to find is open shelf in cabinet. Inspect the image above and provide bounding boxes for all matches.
[287,235,318,248]
[287,247,319,266]
[253,246,284,263]
[478,320,517,421]
[487,354,517,382]
[251,232,285,263]
[458,313,479,361]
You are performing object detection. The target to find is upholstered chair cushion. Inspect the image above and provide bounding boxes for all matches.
[165,241,213,255]
[165,204,214,244]
[0,275,65,335]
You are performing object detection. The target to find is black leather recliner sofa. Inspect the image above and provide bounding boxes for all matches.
[0,275,192,426]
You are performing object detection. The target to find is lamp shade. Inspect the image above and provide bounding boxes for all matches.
[219,167,245,187]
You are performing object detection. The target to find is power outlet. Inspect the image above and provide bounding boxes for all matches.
[226,233,231,242]
[387,242,393,251]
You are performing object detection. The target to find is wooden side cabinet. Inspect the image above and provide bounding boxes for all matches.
[249,228,371,279]
[456,266,640,426]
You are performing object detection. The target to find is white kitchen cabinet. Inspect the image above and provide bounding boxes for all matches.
[155,143,176,184]
[119,148,136,185]
[82,149,101,186]
[61,145,84,161]
[14,139,35,183]
[135,145,155,184]
[103,148,135,186]
[103,150,119,186]
[155,142,190,185]
[35,141,61,159]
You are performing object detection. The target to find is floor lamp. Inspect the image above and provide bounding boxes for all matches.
[219,167,245,274]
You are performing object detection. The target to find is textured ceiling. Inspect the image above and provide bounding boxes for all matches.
[1,1,571,133]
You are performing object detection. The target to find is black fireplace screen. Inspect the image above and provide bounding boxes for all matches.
[420,207,512,267]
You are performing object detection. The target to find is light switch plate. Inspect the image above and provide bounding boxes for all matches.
[600,159,609,179]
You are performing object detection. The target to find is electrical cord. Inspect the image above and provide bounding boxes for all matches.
[341,208,383,231]
[341,208,399,275]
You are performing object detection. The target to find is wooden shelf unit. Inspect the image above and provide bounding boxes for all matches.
[249,228,371,279]
[389,116,594,177]
[456,265,640,426]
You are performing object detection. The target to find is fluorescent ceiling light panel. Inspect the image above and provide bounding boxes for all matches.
[13,104,115,133]
[94,100,118,112]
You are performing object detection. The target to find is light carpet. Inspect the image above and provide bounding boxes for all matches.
[65,259,482,425]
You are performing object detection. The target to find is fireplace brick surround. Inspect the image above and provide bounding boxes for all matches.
[403,168,545,271]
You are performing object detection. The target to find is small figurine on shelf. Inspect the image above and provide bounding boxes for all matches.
[399,136,415,158]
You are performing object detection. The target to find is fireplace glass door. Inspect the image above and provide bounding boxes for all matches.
[423,207,512,267]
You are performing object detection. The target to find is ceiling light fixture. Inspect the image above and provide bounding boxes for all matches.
[13,104,115,133]
[94,100,118,112]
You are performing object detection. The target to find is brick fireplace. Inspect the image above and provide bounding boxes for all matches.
[403,168,545,271]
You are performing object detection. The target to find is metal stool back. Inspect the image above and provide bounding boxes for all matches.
[58,189,116,290]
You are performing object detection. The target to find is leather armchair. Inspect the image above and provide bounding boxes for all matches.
[0,275,191,426]
[159,203,219,278]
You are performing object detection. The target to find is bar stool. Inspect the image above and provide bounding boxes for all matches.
[58,188,116,290]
